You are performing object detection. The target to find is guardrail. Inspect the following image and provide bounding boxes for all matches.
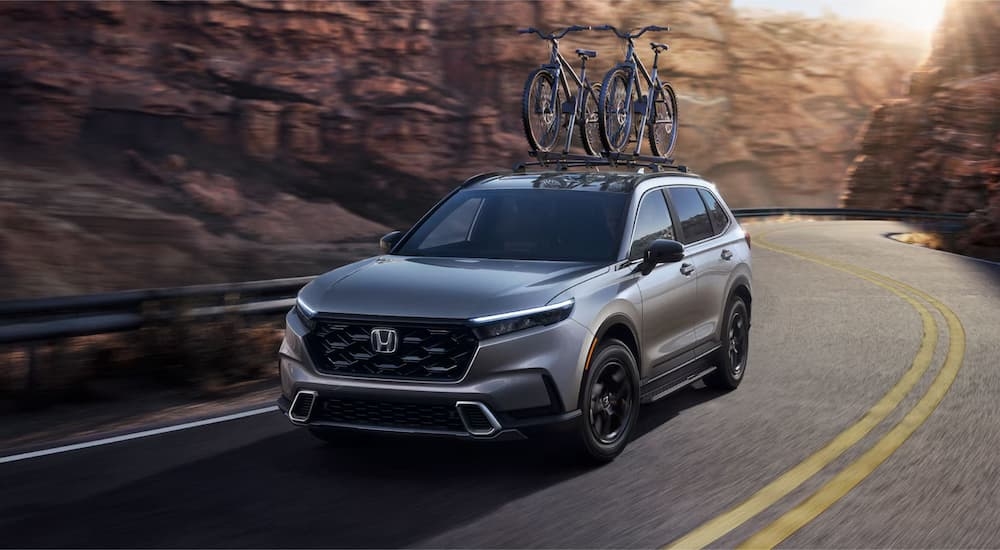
[0,208,969,347]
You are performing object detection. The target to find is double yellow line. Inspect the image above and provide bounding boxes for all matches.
[666,228,966,549]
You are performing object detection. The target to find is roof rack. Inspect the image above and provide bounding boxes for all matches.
[513,151,689,174]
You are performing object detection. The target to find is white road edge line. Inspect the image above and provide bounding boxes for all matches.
[0,405,280,465]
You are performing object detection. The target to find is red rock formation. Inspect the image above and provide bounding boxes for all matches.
[0,0,928,296]
[842,0,1000,247]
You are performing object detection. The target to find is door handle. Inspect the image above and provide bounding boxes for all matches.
[721,249,733,261]
[680,263,695,276]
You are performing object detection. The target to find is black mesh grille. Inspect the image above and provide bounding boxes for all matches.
[315,397,465,432]
[305,319,478,381]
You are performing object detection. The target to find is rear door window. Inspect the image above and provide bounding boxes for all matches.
[666,187,714,244]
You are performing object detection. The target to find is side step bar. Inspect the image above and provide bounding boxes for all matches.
[641,367,716,404]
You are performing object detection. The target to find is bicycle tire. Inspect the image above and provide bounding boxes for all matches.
[648,82,678,157]
[579,83,601,156]
[522,68,563,152]
[598,67,636,153]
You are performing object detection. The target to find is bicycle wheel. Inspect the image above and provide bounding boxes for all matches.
[578,83,601,156]
[648,82,678,158]
[599,67,637,153]
[522,68,563,152]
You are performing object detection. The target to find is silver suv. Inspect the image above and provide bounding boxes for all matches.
[278,168,752,462]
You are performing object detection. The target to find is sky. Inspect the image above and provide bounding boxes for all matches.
[731,0,948,32]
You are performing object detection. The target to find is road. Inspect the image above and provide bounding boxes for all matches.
[2,220,999,548]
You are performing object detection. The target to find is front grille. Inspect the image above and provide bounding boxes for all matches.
[305,318,478,381]
[315,397,465,433]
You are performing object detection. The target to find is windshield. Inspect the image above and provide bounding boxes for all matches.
[395,188,629,262]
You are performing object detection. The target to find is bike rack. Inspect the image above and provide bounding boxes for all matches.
[514,150,688,174]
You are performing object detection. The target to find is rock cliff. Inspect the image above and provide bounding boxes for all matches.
[841,0,1000,249]
[0,0,927,296]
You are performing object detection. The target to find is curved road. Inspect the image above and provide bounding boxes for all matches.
[2,220,1000,548]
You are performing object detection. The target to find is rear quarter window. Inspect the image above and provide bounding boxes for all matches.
[698,188,730,235]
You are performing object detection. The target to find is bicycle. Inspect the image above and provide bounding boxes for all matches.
[595,24,678,158]
[519,25,602,156]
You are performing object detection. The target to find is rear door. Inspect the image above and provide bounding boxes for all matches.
[664,185,734,348]
[631,188,699,377]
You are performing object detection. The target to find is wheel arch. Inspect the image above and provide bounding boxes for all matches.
[592,314,641,371]
[724,275,753,328]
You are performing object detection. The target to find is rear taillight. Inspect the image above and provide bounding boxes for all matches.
[745,231,751,249]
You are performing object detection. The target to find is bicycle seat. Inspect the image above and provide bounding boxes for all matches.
[650,42,670,53]
[576,48,597,59]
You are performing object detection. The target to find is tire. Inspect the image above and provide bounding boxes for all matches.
[522,68,563,152]
[598,67,637,153]
[570,339,640,464]
[578,83,602,156]
[706,297,749,390]
[648,82,678,158]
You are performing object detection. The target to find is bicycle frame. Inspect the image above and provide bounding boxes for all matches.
[619,38,662,155]
[542,41,593,154]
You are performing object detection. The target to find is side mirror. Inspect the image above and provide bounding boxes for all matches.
[379,230,403,253]
[640,239,684,274]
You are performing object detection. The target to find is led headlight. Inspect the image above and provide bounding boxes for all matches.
[294,296,317,330]
[471,299,574,339]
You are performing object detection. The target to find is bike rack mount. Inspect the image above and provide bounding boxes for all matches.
[514,150,688,174]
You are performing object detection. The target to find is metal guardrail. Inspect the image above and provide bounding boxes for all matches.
[0,276,315,345]
[0,208,969,346]
[731,207,967,221]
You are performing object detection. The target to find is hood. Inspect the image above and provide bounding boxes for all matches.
[297,255,606,320]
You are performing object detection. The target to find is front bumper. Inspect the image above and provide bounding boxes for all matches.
[277,394,581,441]
[278,308,592,440]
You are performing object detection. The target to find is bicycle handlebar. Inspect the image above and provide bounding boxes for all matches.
[517,25,591,40]
[593,24,669,39]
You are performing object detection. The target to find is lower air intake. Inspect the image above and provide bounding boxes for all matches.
[456,401,500,436]
[289,390,317,422]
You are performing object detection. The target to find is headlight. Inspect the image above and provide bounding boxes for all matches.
[470,299,574,339]
[294,296,317,330]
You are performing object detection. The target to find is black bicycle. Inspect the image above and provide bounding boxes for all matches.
[519,25,602,156]
[595,25,678,158]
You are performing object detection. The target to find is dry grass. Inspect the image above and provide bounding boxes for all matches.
[889,232,947,250]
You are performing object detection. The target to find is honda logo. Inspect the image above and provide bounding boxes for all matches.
[370,327,398,354]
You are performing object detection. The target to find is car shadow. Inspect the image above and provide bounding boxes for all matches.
[632,383,729,440]
[0,386,729,549]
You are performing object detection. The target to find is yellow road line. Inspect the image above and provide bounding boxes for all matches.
[665,231,940,550]
[737,240,966,549]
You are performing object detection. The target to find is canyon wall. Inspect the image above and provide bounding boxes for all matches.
[0,0,926,296]
[842,0,1000,248]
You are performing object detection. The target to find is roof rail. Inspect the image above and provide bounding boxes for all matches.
[459,171,507,187]
[513,151,689,174]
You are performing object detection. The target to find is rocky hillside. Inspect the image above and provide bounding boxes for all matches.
[0,0,927,297]
[842,0,1000,249]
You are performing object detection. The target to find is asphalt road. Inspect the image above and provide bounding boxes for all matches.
[2,220,999,549]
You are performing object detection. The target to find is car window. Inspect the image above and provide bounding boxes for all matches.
[396,188,630,262]
[667,187,714,244]
[698,189,730,235]
[629,190,675,260]
[419,197,483,249]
